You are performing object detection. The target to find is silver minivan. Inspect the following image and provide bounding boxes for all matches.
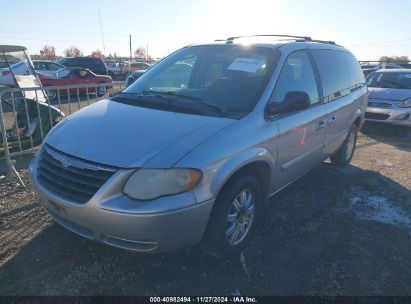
[29,35,367,258]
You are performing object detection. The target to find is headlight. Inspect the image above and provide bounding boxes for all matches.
[397,99,411,108]
[123,168,202,200]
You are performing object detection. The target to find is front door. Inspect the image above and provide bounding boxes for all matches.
[268,50,327,191]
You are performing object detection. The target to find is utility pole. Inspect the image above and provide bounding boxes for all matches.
[97,10,106,55]
[129,34,132,74]
[146,42,149,62]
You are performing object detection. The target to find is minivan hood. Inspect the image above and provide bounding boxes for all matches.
[46,99,234,168]
[368,87,411,101]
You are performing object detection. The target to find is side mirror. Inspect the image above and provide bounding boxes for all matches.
[265,91,311,118]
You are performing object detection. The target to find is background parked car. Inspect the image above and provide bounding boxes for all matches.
[105,60,128,79]
[366,69,411,126]
[125,69,146,87]
[129,61,151,73]
[361,63,405,77]
[38,67,112,99]
[0,61,30,86]
[32,60,66,76]
[56,57,108,75]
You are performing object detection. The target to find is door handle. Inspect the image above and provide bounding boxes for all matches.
[315,120,326,131]
[327,116,337,125]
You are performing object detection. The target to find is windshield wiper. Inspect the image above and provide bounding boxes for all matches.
[109,92,204,115]
[140,90,226,115]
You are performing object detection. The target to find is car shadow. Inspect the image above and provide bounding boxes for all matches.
[361,121,411,152]
[1,163,411,296]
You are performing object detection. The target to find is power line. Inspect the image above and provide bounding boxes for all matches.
[347,38,411,47]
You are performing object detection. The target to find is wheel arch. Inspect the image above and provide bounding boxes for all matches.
[209,148,275,202]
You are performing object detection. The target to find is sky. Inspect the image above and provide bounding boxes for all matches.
[1,0,411,60]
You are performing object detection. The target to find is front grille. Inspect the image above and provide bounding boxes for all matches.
[368,101,392,108]
[365,112,390,120]
[37,145,116,204]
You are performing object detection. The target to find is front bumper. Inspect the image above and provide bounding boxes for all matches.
[28,157,214,253]
[366,106,411,126]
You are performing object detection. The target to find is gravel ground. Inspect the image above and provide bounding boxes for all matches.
[0,122,410,296]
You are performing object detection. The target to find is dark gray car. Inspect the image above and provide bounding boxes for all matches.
[29,35,367,258]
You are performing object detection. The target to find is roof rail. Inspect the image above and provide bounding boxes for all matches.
[215,35,336,45]
[296,38,336,45]
[225,34,312,41]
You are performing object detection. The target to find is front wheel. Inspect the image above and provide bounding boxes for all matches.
[330,123,358,166]
[201,175,262,259]
[96,84,107,96]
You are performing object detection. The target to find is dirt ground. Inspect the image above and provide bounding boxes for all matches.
[0,122,410,296]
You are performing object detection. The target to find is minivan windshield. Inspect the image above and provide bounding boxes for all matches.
[367,71,411,89]
[116,45,280,118]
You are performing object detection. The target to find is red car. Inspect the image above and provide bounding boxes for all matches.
[37,67,112,100]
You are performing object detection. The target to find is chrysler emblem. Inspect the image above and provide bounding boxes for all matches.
[61,157,71,167]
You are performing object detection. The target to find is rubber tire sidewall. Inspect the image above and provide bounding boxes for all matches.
[330,123,358,166]
[201,174,263,259]
[46,89,57,100]
[97,83,107,96]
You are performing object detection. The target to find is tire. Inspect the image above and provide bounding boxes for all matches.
[46,89,57,100]
[201,174,263,259]
[330,123,358,166]
[96,83,107,97]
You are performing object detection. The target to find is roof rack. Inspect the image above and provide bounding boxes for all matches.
[215,35,336,45]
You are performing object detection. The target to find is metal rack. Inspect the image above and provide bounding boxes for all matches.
[215,34,336,45]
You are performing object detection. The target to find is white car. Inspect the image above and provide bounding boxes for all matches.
[32,60,66,76]
[0,61,30,86]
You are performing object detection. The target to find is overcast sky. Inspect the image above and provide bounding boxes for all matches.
[1,0,411,60]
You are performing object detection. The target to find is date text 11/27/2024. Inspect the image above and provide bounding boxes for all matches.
[149,297,258,303]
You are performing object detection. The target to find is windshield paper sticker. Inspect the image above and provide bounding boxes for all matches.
[402,74,411,78]
[227,58,264,73]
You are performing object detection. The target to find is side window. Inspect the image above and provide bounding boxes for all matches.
[34,62,47,70]
[50,63,62,71]
[311,49,364,102]
[272,50,319,105]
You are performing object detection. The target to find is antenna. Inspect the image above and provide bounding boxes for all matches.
[97,10,106,55]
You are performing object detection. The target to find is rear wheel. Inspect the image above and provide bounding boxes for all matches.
[97,84,107,96]
[46,89,57,100]
[330,123,358,166]
[201,175,262,259]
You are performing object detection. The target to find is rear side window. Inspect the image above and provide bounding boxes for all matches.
[63,59,80,67]
[311,50,364,102]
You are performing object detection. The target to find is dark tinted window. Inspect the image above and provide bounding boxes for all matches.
[272,50,319,105]
[311,50,364,102]
[57,58,80,67]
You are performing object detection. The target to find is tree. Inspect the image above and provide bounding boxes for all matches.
[64,46,83,57]
[40,45,56,60]
[91,49,105,58]
[379,55,409,63]
[134,47,146,58]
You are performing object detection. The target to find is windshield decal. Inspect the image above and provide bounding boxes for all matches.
[402,74,411,78]
[227,58,264,73]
